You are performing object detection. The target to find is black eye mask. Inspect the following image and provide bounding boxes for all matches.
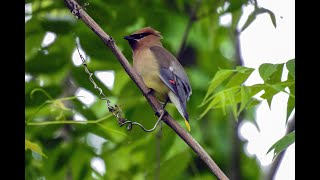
[129,32,152,40]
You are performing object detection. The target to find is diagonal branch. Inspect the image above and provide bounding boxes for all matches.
[64,0,229,179]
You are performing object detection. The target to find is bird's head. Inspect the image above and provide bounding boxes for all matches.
[124,27,162,50]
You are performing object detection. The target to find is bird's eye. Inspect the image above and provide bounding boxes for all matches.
[131,33,151,40]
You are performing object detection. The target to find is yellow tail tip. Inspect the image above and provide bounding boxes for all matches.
[184,119,191,132]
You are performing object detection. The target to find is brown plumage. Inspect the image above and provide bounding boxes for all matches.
[124,27,192,131]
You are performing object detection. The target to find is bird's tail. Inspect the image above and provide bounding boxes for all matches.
[184,118,191,132]
[168,92,191,132]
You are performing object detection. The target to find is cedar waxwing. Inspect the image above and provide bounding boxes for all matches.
[124,27,192,131]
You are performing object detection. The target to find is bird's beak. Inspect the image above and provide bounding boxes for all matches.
[124,36,134,41]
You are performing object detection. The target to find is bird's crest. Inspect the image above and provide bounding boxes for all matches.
[132,27,163,39]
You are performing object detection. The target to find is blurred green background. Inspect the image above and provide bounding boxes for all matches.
[25,0,271,179]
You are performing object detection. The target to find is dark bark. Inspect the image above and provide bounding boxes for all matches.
[229,29,245,180]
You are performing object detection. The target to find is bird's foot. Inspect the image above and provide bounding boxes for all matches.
[147,88,154,95]
[155,109,166,118]
[162,97,169,109]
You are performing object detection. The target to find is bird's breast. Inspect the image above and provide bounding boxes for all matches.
[133,48,169,100]
[133,49,159,80]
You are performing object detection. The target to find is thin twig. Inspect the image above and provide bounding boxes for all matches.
[120,111,164,132]
[234,30,244,66]
[155,122,162,180]
[27,114,113,125]
[230,27,245,180]
[63,0,229,179]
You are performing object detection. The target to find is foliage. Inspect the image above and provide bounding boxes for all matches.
[25,139,47,158]
[200,60,295,120]
[200,59,295,158]
[267,131,295,159]
[25,0,290,179]
[241,5,277,32]
[199,66,256,119]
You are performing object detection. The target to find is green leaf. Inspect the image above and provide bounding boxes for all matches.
[201,69,234,105]
[208,69,234,91]
[258,63,278,82]
[236,65,255,73]
[25,139,47,158]
[260,86,279,108]
[286,59,295,122]
[286,84,295,123]
[241,12,256,32]
[226,90,238,120]
[247,84,265,98]
[252,81,294,109]
[267,131,295,159]
[266,9,277,28]
[200,66,255,119]
[286,59,295,79]
[258,63,285,108]
[199,87,234,119]
[225,66,254,88]
[269,80,294,93]
[198,96,220,119]
[246,98,261,109]
[239,86,250,115]
[268,64,284,84]
[257,8,277,28]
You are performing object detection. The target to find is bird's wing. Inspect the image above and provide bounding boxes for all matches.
[150,46,192,114]
[158,68,189,105]
[150,46,191,96]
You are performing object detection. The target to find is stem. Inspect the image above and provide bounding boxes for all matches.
[27,114,112,126]
[63,0,229,179]
[230,29,244,180]
[155,122,162,180]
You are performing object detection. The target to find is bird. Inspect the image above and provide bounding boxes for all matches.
[124,27,192,131]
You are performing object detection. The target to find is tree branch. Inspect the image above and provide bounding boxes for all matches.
[64,0,229,179]
[229,29,245,180]
[234,30,244,66]
[155,123,162,180]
